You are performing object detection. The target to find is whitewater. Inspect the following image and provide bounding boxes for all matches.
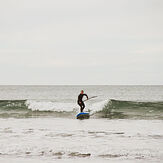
[0,85,163,163]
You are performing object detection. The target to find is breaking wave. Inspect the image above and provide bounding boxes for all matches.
[98,99,163,119]
[0,100,77,118]
[0,99,163,119]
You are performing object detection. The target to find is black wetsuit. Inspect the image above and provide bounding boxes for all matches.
[77,93,88,112]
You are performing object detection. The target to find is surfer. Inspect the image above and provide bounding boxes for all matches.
[77,90,88,112]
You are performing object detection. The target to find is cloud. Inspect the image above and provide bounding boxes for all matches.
[0,0,163,84]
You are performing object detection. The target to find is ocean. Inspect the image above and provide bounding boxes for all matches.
[0,85,163,163]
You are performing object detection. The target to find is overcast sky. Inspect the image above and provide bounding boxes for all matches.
[0,0,163,85]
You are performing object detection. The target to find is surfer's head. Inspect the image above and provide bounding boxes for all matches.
[81,90,84,94]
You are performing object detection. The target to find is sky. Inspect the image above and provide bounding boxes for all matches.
[0,0,163,85]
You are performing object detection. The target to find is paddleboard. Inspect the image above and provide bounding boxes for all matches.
[76,112,90,119]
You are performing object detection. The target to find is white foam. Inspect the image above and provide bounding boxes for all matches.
[25,100,77,112]
[89,100,109,114]
[0,118,162,162]
[24,99,109,113]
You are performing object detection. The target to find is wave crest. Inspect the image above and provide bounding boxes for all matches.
[99,99,163,119]
[0,99,163,119]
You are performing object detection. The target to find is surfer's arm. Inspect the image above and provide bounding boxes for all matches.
[84,94,88,100]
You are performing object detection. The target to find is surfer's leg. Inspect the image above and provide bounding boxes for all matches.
[81,102,85,112]
[80,105,83,112]
[80,107,83,112]
[82,102,85,109]
[78,101,83,112]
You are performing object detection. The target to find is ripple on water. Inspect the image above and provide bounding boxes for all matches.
[98,153,128,158]
[68,152,91,158]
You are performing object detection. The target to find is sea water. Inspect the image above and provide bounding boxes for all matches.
[0,85,163,163]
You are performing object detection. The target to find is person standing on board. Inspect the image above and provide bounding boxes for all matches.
[77,90,88,112]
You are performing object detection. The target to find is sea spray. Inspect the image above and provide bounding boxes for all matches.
[26,100,77,112]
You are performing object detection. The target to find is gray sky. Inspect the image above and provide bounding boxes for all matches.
[0,0,163,85]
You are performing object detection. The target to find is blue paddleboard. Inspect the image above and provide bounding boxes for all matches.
[76,112,90,119]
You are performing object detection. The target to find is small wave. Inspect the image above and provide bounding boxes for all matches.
[0,100,77,112]
[98,153,127,158]
[89,100,108,114]
[26,100,77,112]
[0,100,77,118]
[0,100,27,110]
[97,99,163,119]
[68,152,91,157]
[0,99,163,119]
